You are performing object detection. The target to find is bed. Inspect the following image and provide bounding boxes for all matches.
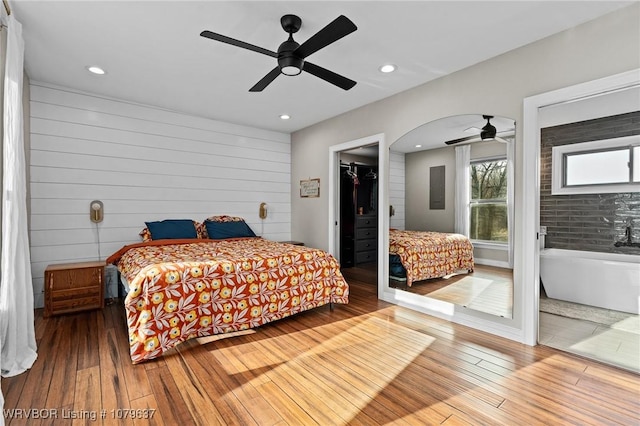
[107,218,349,363]
[389,229,474,287]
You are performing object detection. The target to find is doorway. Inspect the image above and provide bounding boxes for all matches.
[522,69,640,357]
[328,134,386,294]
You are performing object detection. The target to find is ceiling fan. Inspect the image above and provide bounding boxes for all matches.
[200,14,357,92]
[444,115,498,145]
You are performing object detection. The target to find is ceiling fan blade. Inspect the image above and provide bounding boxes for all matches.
[303,62,356,90]
[249,67,281,92]
[444,135,479,145]
[200,30,277,58]
[294,15,357,59]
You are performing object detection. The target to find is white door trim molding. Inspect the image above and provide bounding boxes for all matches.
[328,133,386,296]
[521,68,640,345]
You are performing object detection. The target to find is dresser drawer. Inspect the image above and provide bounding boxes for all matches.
[356,238,377,252]
[356,250,377,264]
[356,216,377,228]
[356,228,377,239]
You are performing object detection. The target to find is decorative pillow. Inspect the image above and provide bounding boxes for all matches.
[144,219,198,240]
[204,215,246,223]
[204,219,256,239]
[140,220,206,241]
[195,221,208,239]
[139,227,153,242]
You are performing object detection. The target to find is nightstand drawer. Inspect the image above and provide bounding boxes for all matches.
[51,294,103,314]
[46,268,103,290]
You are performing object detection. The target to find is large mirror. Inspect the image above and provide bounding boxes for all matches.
[388,114,515,318]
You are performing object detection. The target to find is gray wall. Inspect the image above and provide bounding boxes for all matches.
[405,146,455,232]
[540,111,640,254]
[291,4,640,253]
[290,4,640,331]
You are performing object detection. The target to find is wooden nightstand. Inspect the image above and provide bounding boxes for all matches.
[44,261,105,317]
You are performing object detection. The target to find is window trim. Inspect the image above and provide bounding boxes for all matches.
[551,134,640,195]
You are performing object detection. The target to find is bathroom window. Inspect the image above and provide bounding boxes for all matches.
[552,135,640,194]
[469,157,508,243]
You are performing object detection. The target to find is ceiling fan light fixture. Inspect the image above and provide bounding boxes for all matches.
[278,55,303,76]
[281,65,302,76]
[480,115,497,140]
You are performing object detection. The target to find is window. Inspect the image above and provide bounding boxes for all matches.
[552,135,640,194]
[470,157,508,243]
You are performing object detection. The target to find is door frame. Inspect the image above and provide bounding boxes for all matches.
[521,69,640,345]
[328,133,386,295]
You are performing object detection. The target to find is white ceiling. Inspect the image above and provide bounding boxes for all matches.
[10,1,633,134]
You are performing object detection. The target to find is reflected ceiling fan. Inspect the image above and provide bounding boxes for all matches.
[200,14,357,92]
[444,115,498,145]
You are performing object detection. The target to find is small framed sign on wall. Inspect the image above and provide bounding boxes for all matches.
[300,178,320,198]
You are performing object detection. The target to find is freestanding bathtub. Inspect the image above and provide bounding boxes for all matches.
[540,248,640,314]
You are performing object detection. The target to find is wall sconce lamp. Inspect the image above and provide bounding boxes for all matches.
[259,202,268,219]
[389,205,395,217]
[90,200,104,223]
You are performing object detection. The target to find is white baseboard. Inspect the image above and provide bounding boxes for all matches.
[475,258,510,269]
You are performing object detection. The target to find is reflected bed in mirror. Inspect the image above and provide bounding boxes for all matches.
[389,114,515,318]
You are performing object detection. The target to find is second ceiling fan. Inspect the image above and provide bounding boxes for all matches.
[201,14,357,92]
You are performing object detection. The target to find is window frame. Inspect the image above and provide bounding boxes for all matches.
[551,134,640,195]
[469,155,509,245]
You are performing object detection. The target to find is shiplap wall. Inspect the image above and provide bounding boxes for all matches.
[389,151,405,230]
[29,82,291,308]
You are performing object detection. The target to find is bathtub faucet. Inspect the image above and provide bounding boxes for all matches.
[614,224,640,247]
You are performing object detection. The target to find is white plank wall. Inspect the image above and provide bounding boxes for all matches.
[389,151,405,230]
[29,82,291,308]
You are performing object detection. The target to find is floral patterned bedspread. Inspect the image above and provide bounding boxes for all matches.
[107,238,349,363]
[389,229,474,287]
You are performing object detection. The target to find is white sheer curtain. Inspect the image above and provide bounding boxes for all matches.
[506,138,515,268]
[0,14,37,383]
[454,145,470,236]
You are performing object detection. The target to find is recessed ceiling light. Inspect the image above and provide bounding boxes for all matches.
[415,144,422,148]
[280,114,290,120]
[86,66,106,75]
[379,64,396,73]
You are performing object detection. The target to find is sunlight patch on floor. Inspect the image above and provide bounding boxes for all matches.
[212,314,435,423]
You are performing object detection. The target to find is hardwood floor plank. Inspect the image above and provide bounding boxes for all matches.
[162,346,229,425]
[75,312,100,371]
[129,395,164,426]
[44,315,77,410]
[144,365,194,425]
[73,366,101,426]
[98,329,133,426]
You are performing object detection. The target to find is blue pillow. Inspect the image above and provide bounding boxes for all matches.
[145,219,198,240]
[205,220,256,239]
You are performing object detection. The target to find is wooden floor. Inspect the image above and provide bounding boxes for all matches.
[3,270,639,425]
[389,265,513,318]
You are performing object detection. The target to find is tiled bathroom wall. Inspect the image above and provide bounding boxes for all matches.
[540,111,640,254]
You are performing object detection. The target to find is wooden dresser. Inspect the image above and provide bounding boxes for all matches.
[44,261,105,317]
